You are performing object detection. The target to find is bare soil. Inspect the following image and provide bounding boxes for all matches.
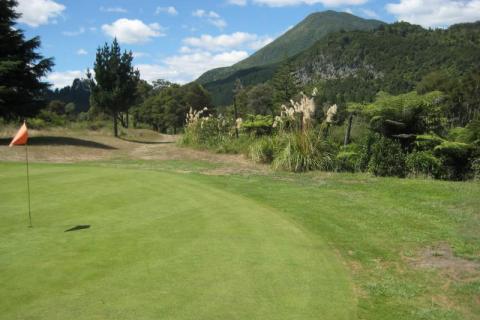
[409,242,480,280]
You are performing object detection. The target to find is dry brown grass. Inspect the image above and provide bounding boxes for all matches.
[0,128,267,174]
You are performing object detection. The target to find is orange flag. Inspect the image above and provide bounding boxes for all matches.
[9,121,29,147]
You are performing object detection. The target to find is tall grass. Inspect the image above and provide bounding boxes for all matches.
[272,132,336,172]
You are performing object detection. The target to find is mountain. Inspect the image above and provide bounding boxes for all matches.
[44,78,91,113]
[287,21,480,104]
[196,10,384,106]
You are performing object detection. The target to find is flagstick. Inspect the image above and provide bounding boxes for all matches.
[25,143,32,228]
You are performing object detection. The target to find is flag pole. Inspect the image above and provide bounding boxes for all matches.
[25,141,32,228]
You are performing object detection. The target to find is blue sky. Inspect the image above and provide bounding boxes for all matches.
[13,0,480,88]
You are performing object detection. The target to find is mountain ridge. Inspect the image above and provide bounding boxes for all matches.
[196,10,385,96]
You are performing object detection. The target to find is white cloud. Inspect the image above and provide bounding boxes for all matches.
[102,19,165,44]
[136,50,249,83]
[252,0,367,6]
[361,8,379,18]
[16,0,65,27]
[46,70,85,89]
[132,51,150,58]
[192,9,227,29]
[156,6,178,15]
[183,32,274,51]
[183,32,257,51]
[227,0,248,5]
[249,36,274,49]
[100,6,128,13]
[76,49,88,55]
[386,0,480,28]
[62,27,85,36]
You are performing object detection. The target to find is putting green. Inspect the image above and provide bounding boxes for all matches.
[0,162,355,319]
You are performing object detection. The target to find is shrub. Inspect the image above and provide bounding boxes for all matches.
[38,110,65,126]
[368,136,406,177]
[357,133,378,171]
[405,151,441,178]
[249,136,282,163]
[472,158,480,180]
[336,151,360,172]
[241,115,274,136]
[215,135,252,154]
[272,132,336,172]
[434,141,473,180]
[414,134,445,151]
[28,118,47,129]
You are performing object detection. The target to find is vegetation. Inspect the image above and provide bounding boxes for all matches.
[44,78,91,114]
[197,11,383,105]
[132,82,212,134]
[0,0,54,120]
[89,39,140,137]
[182,87,480,180]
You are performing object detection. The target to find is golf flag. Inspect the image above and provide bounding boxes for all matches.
[9,121,32,227]
[9,122,28,147]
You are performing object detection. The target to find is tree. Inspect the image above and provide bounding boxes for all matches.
[44,78,91,113]
[152,79,173,91]
[0,0,54,119]
[247,83,274,115]
[134,82,211,133]
[271,60,298,107]
[89,39,139,136]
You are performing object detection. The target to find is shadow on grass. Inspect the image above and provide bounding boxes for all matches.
[0,136,116,149]
[118,137,173,145]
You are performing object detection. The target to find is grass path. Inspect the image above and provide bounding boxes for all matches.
[0,162,355,319]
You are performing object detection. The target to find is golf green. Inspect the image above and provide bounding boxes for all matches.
[0,162,355,319]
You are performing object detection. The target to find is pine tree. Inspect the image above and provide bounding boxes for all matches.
[271,60,298,107]
[89,39,140,137]
[0,0,54,119]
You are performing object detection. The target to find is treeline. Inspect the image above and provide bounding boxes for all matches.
[131,80,212,134]
[44,78,91,113]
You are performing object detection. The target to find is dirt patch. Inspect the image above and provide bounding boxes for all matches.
[409,242,479,279]
[0,129,267,174]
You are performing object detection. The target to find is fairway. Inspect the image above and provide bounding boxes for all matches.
[0,162,355,320]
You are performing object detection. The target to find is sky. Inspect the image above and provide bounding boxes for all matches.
[13,0,480,88]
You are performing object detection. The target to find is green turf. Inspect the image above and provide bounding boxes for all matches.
[1,161,479,319]
[0,162,355,320]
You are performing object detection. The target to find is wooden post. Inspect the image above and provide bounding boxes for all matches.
[344,113,353,146]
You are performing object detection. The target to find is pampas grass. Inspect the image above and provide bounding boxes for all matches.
[272,132,335,172]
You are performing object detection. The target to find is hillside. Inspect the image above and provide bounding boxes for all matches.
[289,21,480,103]
[196,11,384,105]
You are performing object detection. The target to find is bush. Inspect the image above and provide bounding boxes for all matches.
[405,151,441,178]
[215,135,252,154]
[414,134,445,151]
[434,141,473,180]
[336,151,360,172]
[38,110,65,126]
[249,136,282,163]
[241,115,274,136]
[272,132,336,172]
[368,136,406,177]
[28,118,47,129]
[472,158,480,180]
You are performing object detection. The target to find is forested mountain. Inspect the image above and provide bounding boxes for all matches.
[202,15,480,112]
[196,11,383,105]
[44,78,91,113]
[291,22,480,125]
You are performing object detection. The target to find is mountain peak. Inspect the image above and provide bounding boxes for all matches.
[196,11,385,105]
